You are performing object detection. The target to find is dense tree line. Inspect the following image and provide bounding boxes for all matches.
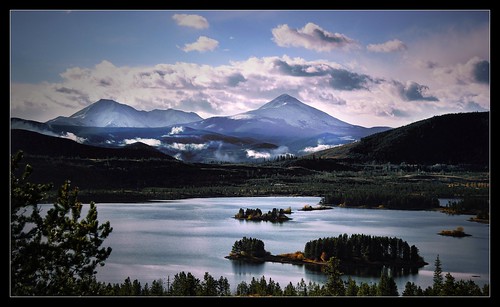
[442,197,489,217]
[304,234,424,265]
[322,189,440,210]
[82,256,487,296]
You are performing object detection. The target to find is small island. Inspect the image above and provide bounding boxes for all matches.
[226,234,428,271]
[234,207,292,222]
[299,204,334,211]
[438,226,472,237]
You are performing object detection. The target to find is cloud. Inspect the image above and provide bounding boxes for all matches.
[472,60,489,84]
[272,22,357,52]
[10,54,489,128]
[181,36,219,53]
[245,149,271,159]
[123,138,161,146]
[172,14,209,29]
[166,142,209,151]
[396,81,439,101]
[61,132,87,144]
[301,143,340,153]
[433,56,490,86]
[273,59,374,90]
[367,39,407,53]
[245,146,290,160]
[168,126,184,135]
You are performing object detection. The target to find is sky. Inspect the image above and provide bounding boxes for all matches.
[10,10,490,128]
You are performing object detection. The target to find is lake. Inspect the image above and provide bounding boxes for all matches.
[61,196,489,294]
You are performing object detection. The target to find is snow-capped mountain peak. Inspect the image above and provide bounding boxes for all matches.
[258,94,303,110]
[245,94,352,130]
[46,99,203,128]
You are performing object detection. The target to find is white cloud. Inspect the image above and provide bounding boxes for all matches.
[168,126,184,135]
[181,36,219,53]
[61,132,87,144]
[167,142,208,151]
[301,143,340,153]
[172,14,209,29]
[367,39,407,53]
[272,22,357,52]
[245,149,271,159]
[123,138,161,146]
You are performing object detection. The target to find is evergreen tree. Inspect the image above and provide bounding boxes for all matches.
[441,272,456,296]
[236,281,249,296]
[296,278,308,296]
[432,254,443,295]
[323,257,345,296]
[150,279,165,296]
[357,282,373,296]
[377,272,399,296]
[170,272,200,296]
[283,282,297,296]
[200,272,218,296]
[345,277,359,296]
[11,151,113,296]
[402,281,423,296]
[217,276,231,296]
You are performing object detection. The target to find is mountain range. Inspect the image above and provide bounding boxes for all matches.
[11,94,389,162]
[10,109,489,199]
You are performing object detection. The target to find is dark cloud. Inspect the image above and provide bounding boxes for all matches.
[328,69,373,91]
[274,59,372,91]
[472,60,489,84]
[396,81,439,101]
[226,73,246,87]
[274,60,327,77]
[55,87,85,95]
[99,78,113,87]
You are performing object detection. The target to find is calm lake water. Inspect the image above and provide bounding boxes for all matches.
[57,196,489,293]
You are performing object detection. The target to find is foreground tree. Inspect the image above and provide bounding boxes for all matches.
[323,257,345,296]
[10,151,113,295]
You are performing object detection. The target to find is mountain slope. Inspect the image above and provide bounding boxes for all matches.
[11,129,176,160]
[247,94,352,130]
[46,99,203,128]
[314,112,489,166]
[188,94,390,140]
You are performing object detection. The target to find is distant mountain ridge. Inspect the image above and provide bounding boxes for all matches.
[46,99,203,128]
[314,111,489,166]
[13,94,392,163]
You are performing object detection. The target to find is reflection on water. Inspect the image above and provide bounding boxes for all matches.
[290,262,420,278]
[230,260,266,276]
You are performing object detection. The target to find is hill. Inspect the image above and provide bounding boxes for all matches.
[313,112,489,167]
[10,129,176,160]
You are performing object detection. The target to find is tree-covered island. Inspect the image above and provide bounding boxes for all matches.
[438,226,472,237]
[226,234,428,271]
[299,204,334,211]
[234,207,292,222]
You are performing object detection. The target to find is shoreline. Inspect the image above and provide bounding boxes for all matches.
[225,253,428,269]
